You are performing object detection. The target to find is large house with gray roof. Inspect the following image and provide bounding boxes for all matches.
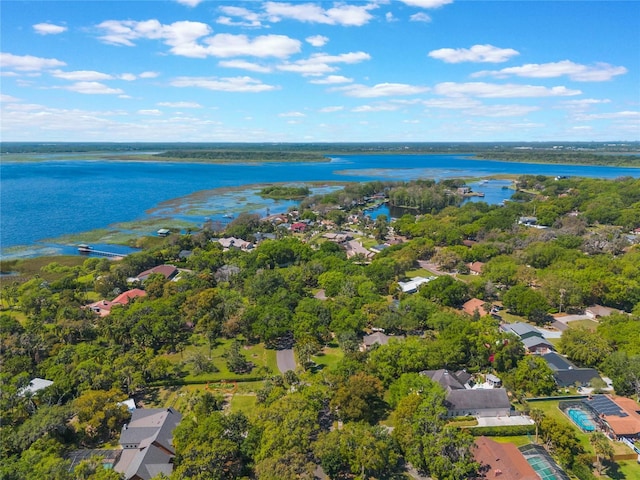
[114,408,181,480]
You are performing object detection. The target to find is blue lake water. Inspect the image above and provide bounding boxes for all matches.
[2,153,639,258]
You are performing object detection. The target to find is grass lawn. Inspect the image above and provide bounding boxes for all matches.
[499,312,529,324]
[229,394,258,416]
[162,337,277,382]
[311,345,344,372]
[490,436,533,447]
[567,319,599,330]
[403,268,432,278]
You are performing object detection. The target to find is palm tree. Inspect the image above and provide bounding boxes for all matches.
[529,408,544,444]
[590,432,614,475]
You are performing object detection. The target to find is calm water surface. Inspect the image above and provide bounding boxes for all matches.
[2,154,639,257]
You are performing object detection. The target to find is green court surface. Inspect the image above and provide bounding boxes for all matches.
[527,455,560,480]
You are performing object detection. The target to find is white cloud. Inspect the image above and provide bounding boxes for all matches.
[264,1,377,26]
[119,73,137,81]
[399,0,453,7]
[337,82,430,98]
[429,44,519,63]
[218,60,273,73]
[385,12,397,22]
[434,82,581,98]
[139,71,159,78]
[423,97,480,109]
[0,52,66,71]
[279,51,370,75]
[319,106,344,113]
[216,6,263,27]
[352,103,402,112]
[309,75,353,84]
[575,110,640,120]
[171,76,278,93]
[96,20,302,59]
[175,0,204,7]
[63,81,124,95]
[279,111,306,117]
[157,101,202,108]
[204,34,301,58]
[0,94,21,103]
[464,104,540,117]
[471,60,627,82]
[306,35,329,47]
[33,23,67,35]
[138,109,163,115]
[52,70,113,81]
[410,12,432,22]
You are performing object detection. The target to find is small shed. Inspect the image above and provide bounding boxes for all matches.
[157,228,171,237]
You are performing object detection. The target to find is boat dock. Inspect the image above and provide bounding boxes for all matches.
[77,245,127,258]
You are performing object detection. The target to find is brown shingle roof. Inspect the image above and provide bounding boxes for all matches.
[473,437,538,480]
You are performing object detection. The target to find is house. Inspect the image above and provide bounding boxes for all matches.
[473,437,539,480]
[156,228,170,237]
[85,289,147,317]
[467,261,485,275]
[134,265,179,283]
[19,378,53,397]
[114,408,182,480]
[445,388,511,418]
[290,222,307,233]
[585,305,616,320]
[217,237,253,251]
[541,352,603,388]
[500,322,555,354]
[462,298,490,317]
[398,276,435,294]
[518,216,538,226]
[361,332,403,350]
[421,369,469,390]
[583,395,640,440]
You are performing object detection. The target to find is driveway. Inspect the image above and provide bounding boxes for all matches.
[277,348,296,373]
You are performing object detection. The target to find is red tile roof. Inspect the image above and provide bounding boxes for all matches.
[113,288,147,305]
[463,298,489,317]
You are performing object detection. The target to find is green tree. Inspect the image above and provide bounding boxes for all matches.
[330,372,386,424]
[590,432,614,475]
[558,327,612,367]
[507,356,556,397]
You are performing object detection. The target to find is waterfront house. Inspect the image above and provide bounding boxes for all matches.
[86,289,147,317]
[134,265,179,283]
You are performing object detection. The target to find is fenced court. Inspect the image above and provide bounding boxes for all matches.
[519,444,571,480]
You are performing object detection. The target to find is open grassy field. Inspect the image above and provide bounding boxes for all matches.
[566,319,599,330]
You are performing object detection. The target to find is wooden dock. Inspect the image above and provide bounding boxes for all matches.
[77,245,127,258]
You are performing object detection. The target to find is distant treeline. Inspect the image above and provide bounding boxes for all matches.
[153,150,328,163]
[259,186,311,199]
[474,151,640,167]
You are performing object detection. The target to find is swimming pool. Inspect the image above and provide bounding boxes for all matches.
[567,408,596,432]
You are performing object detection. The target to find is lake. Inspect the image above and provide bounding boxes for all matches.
[2,153,639,259]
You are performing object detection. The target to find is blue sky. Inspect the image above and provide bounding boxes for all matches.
[1,0,639,142]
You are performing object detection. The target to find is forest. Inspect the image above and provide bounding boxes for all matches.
[1,174,640,480]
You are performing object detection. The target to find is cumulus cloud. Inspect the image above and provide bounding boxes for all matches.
[306,35,329,47]
[337,82,430,98]
[410,12,432,22]
[1,94,21,103]
[64,81,124,95]
[139,71,159,78]
[279,51,370,76]
[399,0,453,7]
[216,6,263,27]
[279,111,306,117]
[263,1,377,26]
[175,0,204,6]
[218,60,273,73]
[138,109,163,115]
[575,110,640,120]
[1,52,66,71]
[434,82,581,98]
[52,70,113,81]
[157,101,202,108]
[170,76,278,93]
[352,103,402,112]
[96,19,301,59]
[33,23,67,35]
[309,75,353,84]
[464,104,540,117]
[319,106,344,113]
[429,44,519,63]
[471,60,627,82]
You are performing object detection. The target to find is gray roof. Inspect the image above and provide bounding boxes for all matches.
[421,369,466,390]
[542,352,575,371]
[363,332,404,347]
[115,408,181,480]
[554,369,602,388]
[501,322,542,339]
[521,336,554,350]
[445,388,511,411]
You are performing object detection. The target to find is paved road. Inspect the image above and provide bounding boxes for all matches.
[277,348,296,373]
